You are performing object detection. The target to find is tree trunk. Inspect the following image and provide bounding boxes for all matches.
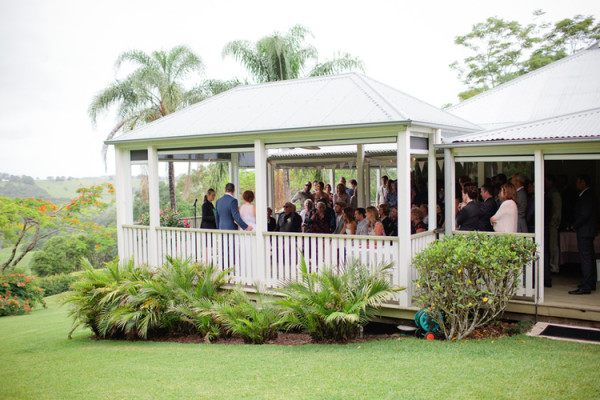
[168,161,176,210]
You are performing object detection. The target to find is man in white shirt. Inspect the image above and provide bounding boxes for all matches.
[355,207,368,235]
[376,175,388,206]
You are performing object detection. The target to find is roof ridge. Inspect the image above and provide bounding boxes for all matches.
[351,74,407,120]
[449,46,594,111]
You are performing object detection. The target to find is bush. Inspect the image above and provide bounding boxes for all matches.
[413,232,537,341]
[63,257,229,340]
[212,287,281,344]
[278,258,402,342]
[0,273,46,316]
[31,234,117,276]
[138,208,191,228]
[36,272,81,297]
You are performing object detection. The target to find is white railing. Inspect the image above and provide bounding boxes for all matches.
[263,232,400,288]
[409,230,440,284]
[454,231,537,300]
[122,225,150,265]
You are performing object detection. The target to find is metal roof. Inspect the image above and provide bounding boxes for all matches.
[446,107,600,144]
[107,73,480,145]
[447,42,600,129]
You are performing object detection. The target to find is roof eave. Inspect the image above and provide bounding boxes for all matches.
[437,136,600,149]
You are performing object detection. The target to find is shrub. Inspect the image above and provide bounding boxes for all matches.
[138,208,191,228]
[278,258,402,342]
[31,233,117,276]
[36,272,81,297]
[212,287,281,344]
[413,232,537,341]
[0,273,46,316]
[63,257,229,340]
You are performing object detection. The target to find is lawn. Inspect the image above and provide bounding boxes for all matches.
[1,296,599,400]
[0,247,34,275]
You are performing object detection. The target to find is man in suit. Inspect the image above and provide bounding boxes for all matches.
[569,174,598,295]
[478,183,498,232]
[455,184,480,231]
[215,183,252,231]
[376,175,388,206]
[512,174,528,233]
[332,202,345,234]
[276,202,302,232]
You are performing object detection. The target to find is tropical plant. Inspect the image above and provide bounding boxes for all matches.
[222,24,364,83]
[88,45,205,210]
[277,258,401,342]
[211,287,281,344]
[412,232,538,340]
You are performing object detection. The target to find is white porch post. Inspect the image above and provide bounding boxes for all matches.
[356,144,365,207]
[427,131,438,231]
[329,169,335,190]
[254,139,268,289]
[365,163,371,206]
[444,148,455,236]
[534,149,545,303]
[376,167,381,198]
[397,128,412,306]
[231,152,240,200]
[147,146,160,267]
[267,163,274,208]
[115,146,133,263]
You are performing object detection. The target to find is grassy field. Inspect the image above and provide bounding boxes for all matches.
[1,297,599,400]
[35,178,113,199]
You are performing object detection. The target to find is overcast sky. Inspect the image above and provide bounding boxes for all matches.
[0,0,597,179]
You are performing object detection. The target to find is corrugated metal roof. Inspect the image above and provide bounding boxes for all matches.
[107,73,480,145]
[448,42,600,128]
[448,107,600,143]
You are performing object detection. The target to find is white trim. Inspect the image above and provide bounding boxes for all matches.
[544,154,600,160]
[115,147,133,262]
[534,149,545,304]
[357,144,365,207]
[157,147,253,155]
[444,148,455,236]
[254,139,268,289]
[397,128,412,307]
[427,132,438,231]
[147,146,160,267]
[454,156,534,162]
[265,136,399,149]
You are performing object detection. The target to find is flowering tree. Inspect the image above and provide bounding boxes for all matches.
[0,184,115,273]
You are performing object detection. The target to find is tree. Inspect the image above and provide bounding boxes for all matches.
[450,12,600,101]
[89,46,206,210]
[0,184,115,273]
[222,24,364,83]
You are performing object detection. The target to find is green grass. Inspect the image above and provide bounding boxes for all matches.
[1,297,599,400]
[0,247,34,275]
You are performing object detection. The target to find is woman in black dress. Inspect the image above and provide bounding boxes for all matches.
[200,189,217,229]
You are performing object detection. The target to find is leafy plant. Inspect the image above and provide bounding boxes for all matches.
[0,273,46,316]
[138,208,190,228]
[277,258,401,342]
[413,232,537,340]
[36,272,82,296]
[212,287,281,344]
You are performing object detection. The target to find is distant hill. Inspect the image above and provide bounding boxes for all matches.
[0,182,53,199]
[0,178,116,202]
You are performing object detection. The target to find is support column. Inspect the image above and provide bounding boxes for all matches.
[147,145,160,267]
[477,162,485,187]
[427,131,438,231]
[397,128,412,307]
[329,169,335,190]
[356,144,365,207]
[115,146,133,263]
[365,163,371,206]
[267,163,274,208]
[254,139,268,289]
[534,149,545,304]
[444,148,455,236]
[231,152,240,200]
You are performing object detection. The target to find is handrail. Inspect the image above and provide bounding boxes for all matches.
[453,230,536,239]
[263,231,399,241]
[122,224,150,230]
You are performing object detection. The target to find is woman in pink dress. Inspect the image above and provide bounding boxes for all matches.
[490,183,518,233]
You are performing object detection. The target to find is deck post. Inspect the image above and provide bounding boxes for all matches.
[254,139,268,289]
[534,149,545,303]
[444,148,455,236]
[147,145,160,267]
[115,146,133,263]
[329,169,335,191]
[356,144,365,207]
[365,163,371,206]
[427,131,438,231]
[397,128,412,306]
[231,153,240,201]
[267,162,274,208]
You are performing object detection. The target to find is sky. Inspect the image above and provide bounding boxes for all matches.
[0,0,598,179]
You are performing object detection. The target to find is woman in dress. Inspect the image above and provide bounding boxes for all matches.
[239,190,256,230]
[333,183,350,207]
[200,188,217,229]
[490,183,518,233]
[306,201,330,234]
[365,206,385,236]
[324,184,334,207]
[312,182,330,204]
[299,199,314,223]
[342,207,357,235]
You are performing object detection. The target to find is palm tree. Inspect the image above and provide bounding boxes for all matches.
[222,24,364,83]
[89,45,206,210]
